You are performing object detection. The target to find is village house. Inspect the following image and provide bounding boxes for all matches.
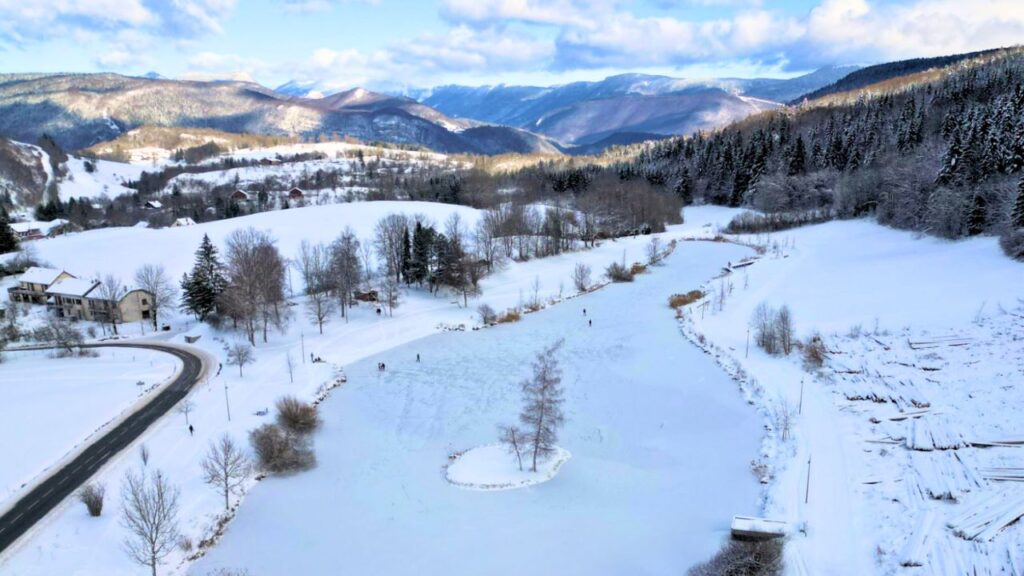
[287,187,305,202]
[230,189,251,202]
[172,217,197,227]
[7,267,155,325]
[9,219,82,241]
[46,277,100,321]
[144,200,163,209]
[7,267,75,304]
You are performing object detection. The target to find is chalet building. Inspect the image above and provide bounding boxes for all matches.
[9,219,82,241]
[231,189,251,202]
[287,187,306,202]
[7,267,75,304]
[144,200,163,209]
[172,217,197,227]
[8,267,155,324]
[47,277,100,320]
[10,223,43,241]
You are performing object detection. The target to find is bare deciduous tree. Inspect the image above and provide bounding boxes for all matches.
[374,214,409,284]
[572,262,591,292]
[134,264,176,329]
[200,434,251,512]
[226,342,254,377]
[646,236,663,265]
[223,228,288,345]
[95,274,127,335]
[499,425,525,471]
[33,317,84,356]
[330,228,362,321]
[298,241,335,334]
[120,469,180,576]
[519,340,567,472]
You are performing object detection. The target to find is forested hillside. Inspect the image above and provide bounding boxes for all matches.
[616,47,1024,259]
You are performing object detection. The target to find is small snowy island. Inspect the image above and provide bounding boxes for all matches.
[446,444,571,491]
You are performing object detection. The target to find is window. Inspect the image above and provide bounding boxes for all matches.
[142,298,149,305]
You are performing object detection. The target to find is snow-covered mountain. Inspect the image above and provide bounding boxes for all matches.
[405,67,859,146]
[0,74,558,155]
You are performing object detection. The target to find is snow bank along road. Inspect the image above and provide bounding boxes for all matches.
[0,342,210,555]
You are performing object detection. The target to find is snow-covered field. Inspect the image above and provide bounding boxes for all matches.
[191,238,762,576]
[0,348,180,508]
[0,203,758,576]
[678,218,1024,575]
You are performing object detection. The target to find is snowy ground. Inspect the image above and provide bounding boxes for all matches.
[191,238,762,576]
[0,203,760,576]
[676,217,1024,575]
[0,348,181,509]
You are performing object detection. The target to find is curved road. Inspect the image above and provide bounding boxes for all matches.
[0,342,209,555]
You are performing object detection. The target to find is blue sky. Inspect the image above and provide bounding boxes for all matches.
[0,0,1021,91]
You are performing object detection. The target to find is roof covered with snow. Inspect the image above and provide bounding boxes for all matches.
[19,267,69,285]
[46,277,99,297]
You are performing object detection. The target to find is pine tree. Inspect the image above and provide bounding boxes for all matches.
[967,193,987,236]
[181,234,227,319]
[673,167,693,205]
[0,213,19,254]
[1012,176,1024,229]
[936,130,963,185]
[787,135,806,176]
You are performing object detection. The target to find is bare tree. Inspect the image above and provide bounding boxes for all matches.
[499,425,525,471]
[572,262,591,293]
[329,228,362,321]
[519,340,567,472]
[379,274,400,317]
[33,317,83,356]
[646,236,663,265]
[285,353,295,383]
[224,228,288,345]
[95,273,127,335]
[226,342,254,377]
[373,214,409,284]
[298,241,335,334]
[200,434,251,512]
[777,305,794,355]
[176,400,195,427]
[121,469,180,576]
[134,264,176,329]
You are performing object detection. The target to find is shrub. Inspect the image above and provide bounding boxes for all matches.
[605,261,634,282]
[1000,228,1024,261]
[79,482,105,517]
[496,309,521,324]
[629,262,647,276]
[751,303,795,356]
[802,332,826,369]
[572,262,591,292]
[725,209,833,234]
[477,303,497,324]
[275,396,321,435]
[669,290,704,309]
[688,538,784,576]
[249,424,316,474]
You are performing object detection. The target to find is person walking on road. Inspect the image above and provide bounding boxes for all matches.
[189,424,194,437]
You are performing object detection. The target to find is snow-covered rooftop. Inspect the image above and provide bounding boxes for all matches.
[18,267,68,286]
[45,277,99,297]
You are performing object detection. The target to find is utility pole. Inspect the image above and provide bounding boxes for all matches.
[301,332,306,364]
[799,379,805,414]
[224,381,232,422]
[804,455,812,504]
[745,328,750,358]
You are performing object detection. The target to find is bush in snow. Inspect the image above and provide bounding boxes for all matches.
[249,424,316,474]
[275,396,321,436]
[688,538,784,576]
[78,482,105,517]
[1000,228,1024,261]
[801,333,827,369]
[477,303,497,325]
[751,303,795,356]
[605,261,634,282]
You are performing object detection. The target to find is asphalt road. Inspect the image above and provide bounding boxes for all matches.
[0,342,207,555]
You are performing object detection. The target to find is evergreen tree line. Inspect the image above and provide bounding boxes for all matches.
[617,48,1024,257]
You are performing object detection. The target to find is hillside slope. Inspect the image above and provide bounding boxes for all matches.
[0,74,557,155]
[415,68,856,146]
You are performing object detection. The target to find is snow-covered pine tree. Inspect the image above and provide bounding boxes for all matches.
[967,193,987,236]
[181,234,228,320]
[1012,176,1024,229]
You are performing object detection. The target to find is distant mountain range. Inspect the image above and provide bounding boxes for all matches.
[0,74,557,155]
[0,66,859,160]
[406,67,860,146]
